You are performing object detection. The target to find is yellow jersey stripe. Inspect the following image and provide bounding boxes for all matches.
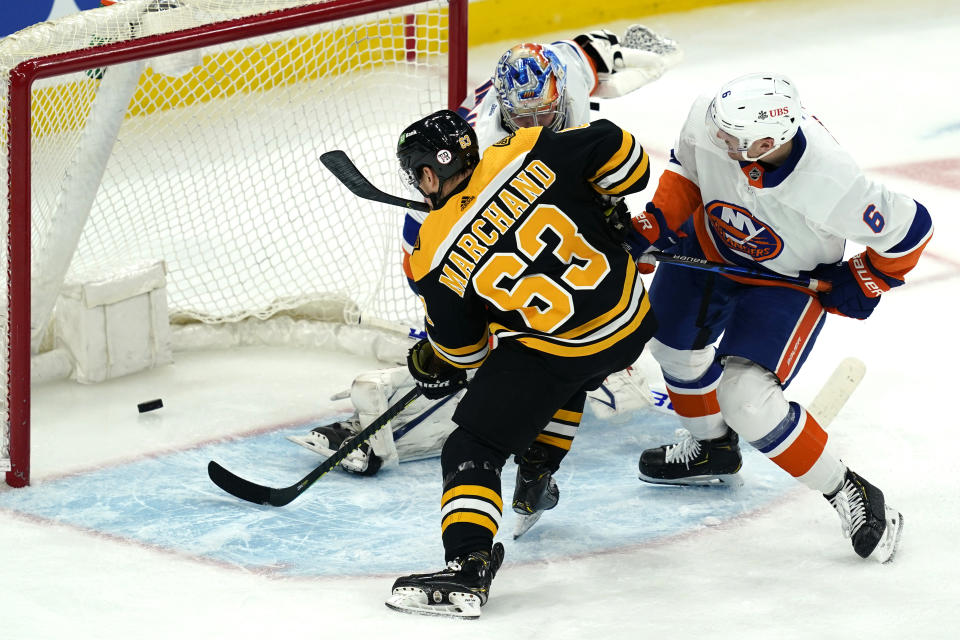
[535,433,573,451]
[595,150,650,196]
[553,408,583,423]
[555,262,636,339]
[441,511,499,535]
[441,484,504,511]
[431,342,488,369]
[589,130,634,183]
[432,332,489,356]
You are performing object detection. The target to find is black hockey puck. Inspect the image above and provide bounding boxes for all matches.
[137,399,163,413]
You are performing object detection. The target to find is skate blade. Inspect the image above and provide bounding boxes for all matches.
[638,472,743,488]
[513,511,544,539]
[385,589,481,619]
[873,506,904,564]
[285,434,335,457]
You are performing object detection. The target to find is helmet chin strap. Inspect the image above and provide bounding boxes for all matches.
[420,177,455,210]
[737,141,782,162]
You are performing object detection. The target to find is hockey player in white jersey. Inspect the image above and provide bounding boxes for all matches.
[622,72,931,563]
[291,25,677,534]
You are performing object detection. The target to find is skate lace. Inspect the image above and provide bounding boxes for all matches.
[664,429,702,466]
[828,480,866,538]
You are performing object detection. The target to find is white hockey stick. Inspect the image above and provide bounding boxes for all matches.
[806,357,866,427]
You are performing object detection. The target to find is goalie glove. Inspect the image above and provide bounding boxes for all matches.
[407,338,468,400]
[574,30,624,75]
[584,25,682,98]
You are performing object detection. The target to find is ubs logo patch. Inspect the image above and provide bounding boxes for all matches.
[704,200,783,262]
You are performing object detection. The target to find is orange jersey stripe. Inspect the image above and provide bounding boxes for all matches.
[775,299,823,382]
[402,249,414,282]
[651,169,703,231]
[667,388,720,419]
[866,238,932,281]
[769,411,827,478]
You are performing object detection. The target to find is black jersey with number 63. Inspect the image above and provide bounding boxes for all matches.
[409,119,653,368]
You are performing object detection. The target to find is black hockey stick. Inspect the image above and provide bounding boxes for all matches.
[208,387,423,506]
[320,150,429,213]
[319,148,830,292]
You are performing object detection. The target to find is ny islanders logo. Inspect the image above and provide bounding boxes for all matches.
[705,200,783,262]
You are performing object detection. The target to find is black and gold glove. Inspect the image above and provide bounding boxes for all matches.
[406,338,468,399]
[602,198,632,242]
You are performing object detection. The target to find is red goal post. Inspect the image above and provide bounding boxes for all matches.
[1,0,468,487]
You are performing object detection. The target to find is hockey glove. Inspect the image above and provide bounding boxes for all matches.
[815,253,897,320]
[625,202,681,273]
[407,338,468,400]
[574,30,624,74]
[602,197,632,241]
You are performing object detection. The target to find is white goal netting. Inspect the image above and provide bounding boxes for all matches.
[1,0,463,481]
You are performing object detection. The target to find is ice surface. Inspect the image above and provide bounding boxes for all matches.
[2,0,959,637]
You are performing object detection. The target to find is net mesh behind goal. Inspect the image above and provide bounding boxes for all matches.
[1,0,467,485]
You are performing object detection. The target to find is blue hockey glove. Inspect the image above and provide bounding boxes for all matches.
[623,202,681,272]
[816,254,891,320]
[407,338,468,399]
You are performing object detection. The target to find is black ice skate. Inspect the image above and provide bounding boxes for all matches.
[512,445,560,539]
[825,469,903,563]
[638,427,743,487]
[285,420,382,475]
[385,543,505,619]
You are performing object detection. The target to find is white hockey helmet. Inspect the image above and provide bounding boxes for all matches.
[706,72,801,161]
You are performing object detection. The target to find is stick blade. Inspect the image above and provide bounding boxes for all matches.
[207,460,272,505]
[319,150,429,212]
[807,357,866,426]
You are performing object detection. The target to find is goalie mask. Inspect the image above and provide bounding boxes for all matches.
[706,72,801,161]
[397,109,479,209]
[494,43,568,132]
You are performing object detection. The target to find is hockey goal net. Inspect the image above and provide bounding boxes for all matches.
[1,0,467,486]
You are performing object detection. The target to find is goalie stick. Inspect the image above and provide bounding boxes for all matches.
[319,150,830,292]
[208,387,423,506]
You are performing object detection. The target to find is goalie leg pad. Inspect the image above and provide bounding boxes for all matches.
[350,366,463,464]
[586,364,653,420]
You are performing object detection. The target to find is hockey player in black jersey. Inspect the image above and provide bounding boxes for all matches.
[384,109,664,618]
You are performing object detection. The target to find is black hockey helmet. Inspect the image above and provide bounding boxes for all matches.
[396,109,478,208]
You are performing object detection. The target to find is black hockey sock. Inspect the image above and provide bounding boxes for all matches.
[440,427,508,562]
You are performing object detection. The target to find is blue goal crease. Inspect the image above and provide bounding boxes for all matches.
[0,410,793,578]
